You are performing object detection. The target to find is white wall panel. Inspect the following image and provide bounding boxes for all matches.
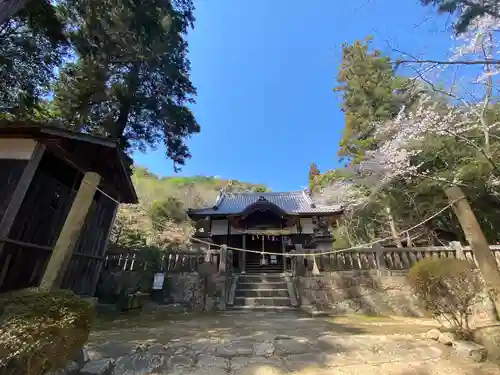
[0,139,37,160]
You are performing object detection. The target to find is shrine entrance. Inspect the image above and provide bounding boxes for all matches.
[244,234,284,274]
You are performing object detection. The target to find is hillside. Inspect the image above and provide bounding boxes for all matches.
[110,166,268,250]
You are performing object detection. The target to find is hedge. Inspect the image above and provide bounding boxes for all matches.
[0,288,95,375]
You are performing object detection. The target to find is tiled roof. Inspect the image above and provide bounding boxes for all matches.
[188,190,342,216]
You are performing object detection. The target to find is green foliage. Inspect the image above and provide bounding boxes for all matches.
[0,288,94,375]
[0,3,67,118]
[50,0,199,170]
[150,197,187,227]
[334,37,409,161]
[420,0,500,33]
[1,0,200,170]
[408,258,482,337]
[110,167,268,252]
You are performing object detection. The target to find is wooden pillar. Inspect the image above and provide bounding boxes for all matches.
[282,235,286,273]
[40,172,101,290]
[240,234,246,273]
[445,186,500,316]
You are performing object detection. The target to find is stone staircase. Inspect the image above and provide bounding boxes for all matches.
[228,274,299,311]
[245,257,283,274]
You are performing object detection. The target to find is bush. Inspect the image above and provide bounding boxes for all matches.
[0,288,95,375]
[408,257,483,338]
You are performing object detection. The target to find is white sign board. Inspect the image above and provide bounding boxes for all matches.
[152,273,165,290]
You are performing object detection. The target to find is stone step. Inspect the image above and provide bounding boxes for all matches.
[245,265,283,268]
[228,305,298,312]
[237,281,287,289]
[238,275,286,283]
[235,289,289,298]
[234,297,291,307]
[244,268,284,274]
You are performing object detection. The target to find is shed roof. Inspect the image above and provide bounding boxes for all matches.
[0,123,138,204]
[187,190,342,217]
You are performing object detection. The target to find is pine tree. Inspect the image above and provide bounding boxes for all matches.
[51,0,199,170]
[334,37,407,162]
[308,163,320,191]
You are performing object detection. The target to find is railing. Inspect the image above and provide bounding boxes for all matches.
[294,244,500,274]
[103,248,221,273]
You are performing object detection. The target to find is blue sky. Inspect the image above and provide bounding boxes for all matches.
[133,0,453,191]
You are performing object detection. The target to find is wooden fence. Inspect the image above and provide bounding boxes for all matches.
[103,249,221,273]
[299,244,500,273]
[103,243,500,275]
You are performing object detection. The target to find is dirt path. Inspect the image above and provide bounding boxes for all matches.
[83,310,500,375]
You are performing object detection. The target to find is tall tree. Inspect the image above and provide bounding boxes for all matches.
[52,0,199,170]
[0,0,66,117]
[308,163,320,190]
[334,37,408,162]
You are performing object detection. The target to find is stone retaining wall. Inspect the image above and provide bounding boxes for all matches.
[297,271,496,323]
[161,272,225,311]
[96,271,225,311]
[297,271,425,317]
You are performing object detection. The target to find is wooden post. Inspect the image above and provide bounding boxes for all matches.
[373,243,387,275]
[311,251,320,275]
[450,241,465,260]
[295,244,305,276]
[445,186,500,316]
[386,207,403,248]
[219,245,227,275]
[240,234,246,273]
[40,172,101,290]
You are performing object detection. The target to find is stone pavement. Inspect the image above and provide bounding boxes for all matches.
[79,311,500,375]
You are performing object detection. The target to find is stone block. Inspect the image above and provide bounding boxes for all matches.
[112,354,167,375]
[253,341,275,357]
[473,325,500,362]
[80,359,114,375]
[85,342,137,360]
[425,329,441,340]
[438,332,455,345]
[452,340,486,362]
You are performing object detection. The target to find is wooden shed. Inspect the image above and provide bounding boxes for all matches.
[0,124,137,296]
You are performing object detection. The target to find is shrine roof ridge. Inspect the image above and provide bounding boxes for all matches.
[187,190,343,216]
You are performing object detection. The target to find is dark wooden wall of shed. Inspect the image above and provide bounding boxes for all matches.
[0,150,118,296]
[0,152,79,292]
[0,159,28,223]
[61,191,117,296]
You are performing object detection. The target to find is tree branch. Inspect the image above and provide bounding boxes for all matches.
[395,58,500,66]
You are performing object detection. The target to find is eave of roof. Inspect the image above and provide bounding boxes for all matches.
[187,190,343,217]
[0,123,138,204]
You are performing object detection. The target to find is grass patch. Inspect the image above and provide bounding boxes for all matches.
[329,314,395,323]
[92,308,222,332]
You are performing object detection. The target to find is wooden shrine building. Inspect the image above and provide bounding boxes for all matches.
[0,123,137,296]
[187,190,343,273]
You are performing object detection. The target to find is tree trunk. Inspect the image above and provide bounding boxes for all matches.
[113,63,140,142]
[445,186,500,319]
[0,0,31,25]
[386,207,403,248]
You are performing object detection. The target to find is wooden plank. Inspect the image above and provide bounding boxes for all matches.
[40,172,101,290]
